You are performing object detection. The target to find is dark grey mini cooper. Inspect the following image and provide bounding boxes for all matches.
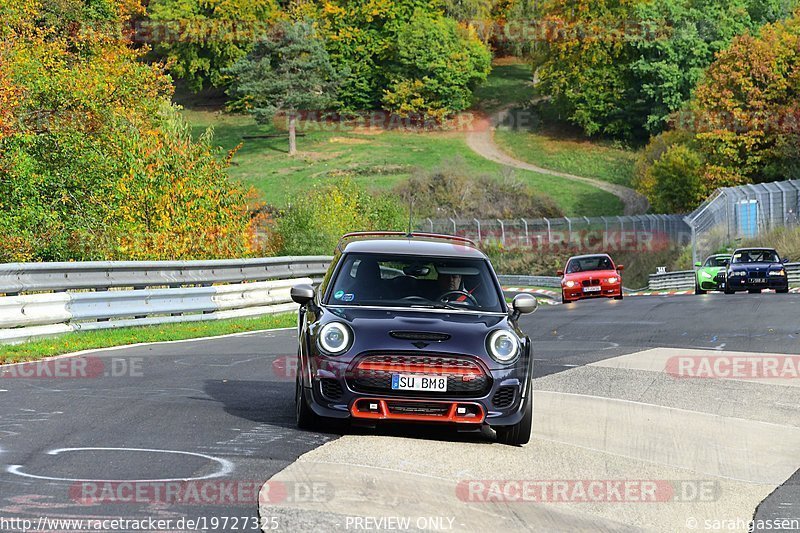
[290,232,538,445]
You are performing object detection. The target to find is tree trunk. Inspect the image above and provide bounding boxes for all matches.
[288,113,297,156]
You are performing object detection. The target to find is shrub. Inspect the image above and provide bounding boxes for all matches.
[270,180,406,256]
[393,160,563,219]
[647,144,705,213]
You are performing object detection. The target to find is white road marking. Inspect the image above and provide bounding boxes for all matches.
[7,447,233,482]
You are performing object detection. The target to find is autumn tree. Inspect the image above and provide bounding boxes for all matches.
[383,9,491,119]
[536,0,797,138]
[147,0,279,91]
[226,20,338,156]
[0,0,254,261]
[690,14,800,184]
[635,13,800,212]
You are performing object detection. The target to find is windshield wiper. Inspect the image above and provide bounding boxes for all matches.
[430,302,463,311]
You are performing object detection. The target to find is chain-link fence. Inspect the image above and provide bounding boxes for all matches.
[685,180,800,264]
[418,214,691,253]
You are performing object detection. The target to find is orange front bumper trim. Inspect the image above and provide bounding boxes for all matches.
[350,398,485,424]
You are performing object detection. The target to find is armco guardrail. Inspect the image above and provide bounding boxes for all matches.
[496,275,561,288]
[0,257,332,295]
[648,263,800,291]
[0,257,333,345]
[648,271,694,291]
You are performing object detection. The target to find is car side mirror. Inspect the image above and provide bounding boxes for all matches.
[557,270,564,276]
[291,284,315,305]
[783,258,790,263]
[694,262,702,268]
[511,294,538,319]
[617,265,624,271]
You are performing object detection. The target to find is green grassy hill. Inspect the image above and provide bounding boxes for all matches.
[182,58,639,217]
[184,110,623,216]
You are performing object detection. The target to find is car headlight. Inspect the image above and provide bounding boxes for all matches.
[565,280,576,288]
[487,330,520,363]
[700,272,712,279]
[607,277,618,284]
[318,322,352,355]
[769,270,786,276]
[731,271,746,277]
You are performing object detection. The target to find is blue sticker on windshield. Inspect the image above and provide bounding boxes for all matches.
[334,290,344,299]
[343,293,355,302]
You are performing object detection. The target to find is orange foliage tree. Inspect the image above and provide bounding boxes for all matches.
[0,0,257,262]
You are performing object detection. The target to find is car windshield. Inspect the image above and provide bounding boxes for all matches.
[731,250,780,264]
[326,253,504,312]
[566,256,614,273]
[704,256,730,267]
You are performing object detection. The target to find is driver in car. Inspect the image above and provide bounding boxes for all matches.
[438,273,463,293]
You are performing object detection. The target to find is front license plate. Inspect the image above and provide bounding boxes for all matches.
[583,286,601,293]
[750,278,766,284]
[391,374,448,392]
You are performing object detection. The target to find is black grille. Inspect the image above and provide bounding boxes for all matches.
[389,331,451,342]
[492,387,516,408]
[581,279,601,287]
[387,402,450,416]
[349,354,490,398]
[320,379,343,401]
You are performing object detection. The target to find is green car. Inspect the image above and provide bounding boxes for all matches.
[694,254,731,294]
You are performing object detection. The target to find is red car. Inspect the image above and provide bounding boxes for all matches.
[559,254,624,303]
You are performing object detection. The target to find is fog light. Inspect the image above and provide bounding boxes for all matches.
[369,403,378,411]
[457,407,466,415]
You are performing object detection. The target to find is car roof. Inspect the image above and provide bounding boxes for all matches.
[567,254,613,261]
[708,253,732,258]
[732,247,778,253]
[342,238,488,259]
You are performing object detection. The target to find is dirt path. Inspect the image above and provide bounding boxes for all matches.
[465,112,649,215]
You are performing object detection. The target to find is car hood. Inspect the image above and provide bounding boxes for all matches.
[318,306,519,370]
[563,270,618,281]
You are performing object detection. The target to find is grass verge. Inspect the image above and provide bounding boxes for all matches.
[0,313,297,364]
[472,61,534,113]
[493,129,638,188]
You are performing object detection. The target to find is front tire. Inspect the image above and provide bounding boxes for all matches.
[296,375,321,430]
[777,287,790,294]
[748,289,761,294]
[724,285,734,294]
[495,391,533,446]
[695,283,706,295]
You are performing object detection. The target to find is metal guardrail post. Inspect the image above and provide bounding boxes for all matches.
[521,218,529,246]
[543,218,551,244]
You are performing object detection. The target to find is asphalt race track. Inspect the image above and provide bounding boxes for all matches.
[1,293,799,532]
